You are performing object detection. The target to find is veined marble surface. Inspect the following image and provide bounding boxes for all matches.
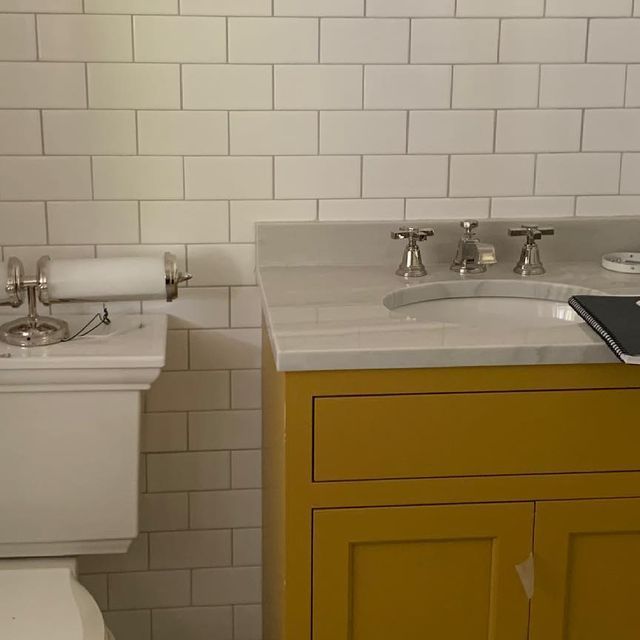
[258,220,640,372]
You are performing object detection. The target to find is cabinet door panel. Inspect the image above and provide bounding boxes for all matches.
[531,498,640,640]
[313,502,533,640]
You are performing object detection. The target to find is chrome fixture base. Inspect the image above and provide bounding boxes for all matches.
[0,315,69,348]
[509,225,555,277]
[450,220,497,275]
[0,285,69,347]
[391,227,434,278]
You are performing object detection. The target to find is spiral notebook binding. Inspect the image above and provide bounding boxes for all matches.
[568,296,625,362]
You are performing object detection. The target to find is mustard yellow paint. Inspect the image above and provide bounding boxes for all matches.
[262,333,640,640]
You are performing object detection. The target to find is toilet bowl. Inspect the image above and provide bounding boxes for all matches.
[0,559,110,640]
[0,315,168,640]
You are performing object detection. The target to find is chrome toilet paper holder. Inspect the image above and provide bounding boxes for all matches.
[0,252,191,348]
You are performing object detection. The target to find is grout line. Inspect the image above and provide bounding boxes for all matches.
[130,14,135,61]
[33,13,40,61]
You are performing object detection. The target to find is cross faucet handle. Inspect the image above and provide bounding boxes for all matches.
[391,227,435,242]
[508,225,555,244]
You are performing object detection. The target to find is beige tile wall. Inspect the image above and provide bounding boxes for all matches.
[0,1,639,639]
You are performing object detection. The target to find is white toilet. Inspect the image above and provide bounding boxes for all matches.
[0,314,167,639]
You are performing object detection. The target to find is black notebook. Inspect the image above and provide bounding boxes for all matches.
[569,295,640,364]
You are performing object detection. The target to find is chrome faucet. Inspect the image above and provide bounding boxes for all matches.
[391,227,434,278]
[508,225,555,276]
[450,220,497,274]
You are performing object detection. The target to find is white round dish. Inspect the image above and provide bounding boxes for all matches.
[602,252,640,274]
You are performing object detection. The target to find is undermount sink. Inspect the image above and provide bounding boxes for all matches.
[384,279,603,329]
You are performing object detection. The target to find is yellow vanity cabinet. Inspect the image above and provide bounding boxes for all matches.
[263,335,640,640]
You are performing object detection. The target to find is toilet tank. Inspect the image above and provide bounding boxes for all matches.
[0,315,167,558]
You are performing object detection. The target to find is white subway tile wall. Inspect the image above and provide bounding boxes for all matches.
[0,3,638,639]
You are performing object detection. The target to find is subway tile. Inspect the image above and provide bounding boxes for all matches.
[412,18,498,63]
[192,567,261,606]
[589,19,640,62]
[0,157,91,201]
[189,410,262,451]
[319,199,404,221]
[103,611,151,640]
[231,370,261,409]
[500,19,587,63]
[190,329,262,370]
[0,111,41,155]
[151,530,232,569]
[185,157,272,200]
[139,492,189,532]
[0,63,85,108]
[109,570,190,610]
[231,450,262,489]
[496,110,582,152]
[0,0,81,9]
[93,156,183,200]
[138,111,227,156]
[88,63,180,109]
[636,1,640,16]
[321,18,409,63]
[142,412,188,453]
[86,0,177,12]
[276,156,360,199]
[78,575,108,610]
[143,287,230,330]
[275,64,362,109]
[536,153,621,195]
[180,0,271,15]
[453,64,539,108]
[190,489,261,529]
[37,15,132,62]
[365,65,451,109]
[153,607,232,640]
[409,110,494,154]
[229,18,318,63]
[491,196,575,218]
[230,200,316,242]
[367,0,454,16]
[43,110,136,155]
[546,0,632,15]
[621,154,640,194]
[0,15,36,60]
[230,287,262,328]
[188,244,255,286]
[231,111,318,155]
[405,198,490,220]
[577,195,640,216]
[456,0,543,16]
[234,605,262,640]
[134,16,226,62]
[363,155,448,198]
[188,244,256,286]
[583,109,640,151]
[276,0,363,15]
[540,64,626,108]
[146,371,230,412]
[628,66,640,107]
[450,154,535,197]
[79,535,149,574]
[184,64,272,109]
[321,111,406,155]
[47,201,139,244]
[141,201,228,244]
[233,528,262,566]
[0,203,46,245]
[165,330,189,371]
[147,451,230,493]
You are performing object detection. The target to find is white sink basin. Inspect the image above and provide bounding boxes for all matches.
[384,279,603,329]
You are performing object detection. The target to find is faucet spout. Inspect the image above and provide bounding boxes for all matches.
[450,220,497,275]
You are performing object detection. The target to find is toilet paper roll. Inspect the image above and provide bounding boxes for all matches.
[44,256,168,302]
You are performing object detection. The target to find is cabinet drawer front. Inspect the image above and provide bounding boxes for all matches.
[313,389,640,482]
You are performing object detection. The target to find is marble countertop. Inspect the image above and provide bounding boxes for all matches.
[257,220,640,372]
